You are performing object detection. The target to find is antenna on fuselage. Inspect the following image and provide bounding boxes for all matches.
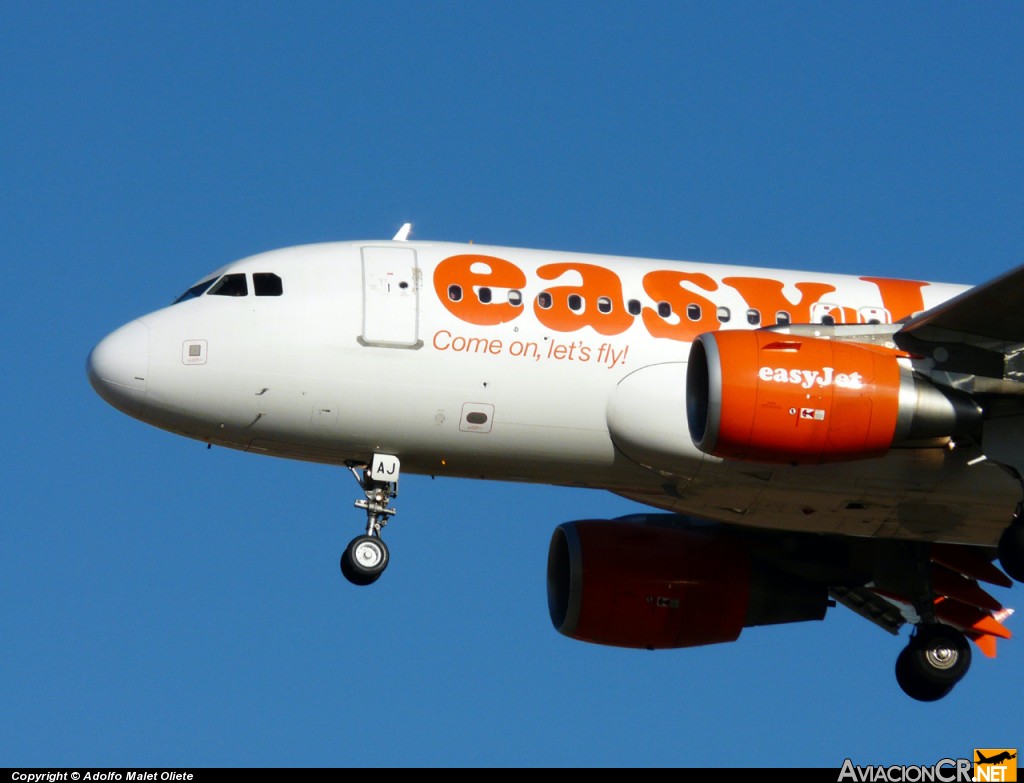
[392,223,412,241]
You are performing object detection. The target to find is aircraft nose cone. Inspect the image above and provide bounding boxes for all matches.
[87,320,150,417]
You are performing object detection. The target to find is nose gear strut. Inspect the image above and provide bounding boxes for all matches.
[341,454,400,586]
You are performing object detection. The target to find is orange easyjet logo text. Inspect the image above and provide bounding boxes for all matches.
[432,254,927,343]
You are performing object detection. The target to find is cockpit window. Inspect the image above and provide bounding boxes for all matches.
[253,273,283,296]
[173,278,217,304]
[208,273,248,297]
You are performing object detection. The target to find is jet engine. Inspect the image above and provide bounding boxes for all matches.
[686,331,980,464]
[547,520,828,650]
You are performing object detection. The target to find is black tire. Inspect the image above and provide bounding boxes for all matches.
[998,524,1024,583]
[340,535,389,586]
[905,624,972,687]
[340,551,379,586]
[895,646,954,702]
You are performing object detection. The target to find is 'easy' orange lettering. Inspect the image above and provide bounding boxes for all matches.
[722,277,837,325]
[641,271,720,341]
[534,263,633,336]
[861,277,926,321]
[431,253,934,343]
[434,254,527,325]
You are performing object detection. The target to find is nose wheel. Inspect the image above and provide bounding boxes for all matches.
[341,535,390,586]
[341,455,400,587]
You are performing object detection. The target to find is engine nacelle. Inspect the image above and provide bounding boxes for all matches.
[686,331,980,464]
[547,520,828,650]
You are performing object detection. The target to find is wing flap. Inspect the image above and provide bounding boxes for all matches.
[933,597,1013,640]
[859,546,1013,656]
[968,632,1000,659]
[930,544,1014,588]
[930,565,1003,611]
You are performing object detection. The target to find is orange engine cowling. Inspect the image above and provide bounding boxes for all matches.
[686,331,979,464]
[547,520,828,650]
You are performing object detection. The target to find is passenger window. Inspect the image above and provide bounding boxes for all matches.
[537,292,553,309]
[253,273,283,296]
[627,299,642,316]
[812,303,843,324]
[208,273,248,297]
[508,290,523,306]
[686,304,701,321]
[775,311,791,326]
[657,302,672,318]
[858,306,890,325]
[746,309,761,325]
[568,294,583,312]
[717,306,731,323]
[597,296,612,314]
[448,284,463,302]
[478,287,492,304]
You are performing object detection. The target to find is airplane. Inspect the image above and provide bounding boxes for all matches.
[87,223,1024,702]
[977,751,1017,765]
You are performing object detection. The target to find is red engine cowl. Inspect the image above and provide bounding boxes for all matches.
[686,330,979,464]
[548,520,828,650]
[548,521,749,649]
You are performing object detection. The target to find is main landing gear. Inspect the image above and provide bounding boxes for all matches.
[873,542,976,702]
[340,454,400,586]
[895,623,972,702]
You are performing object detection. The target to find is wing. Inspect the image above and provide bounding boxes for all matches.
[896,262,1024,393]
[900,263,1024,343]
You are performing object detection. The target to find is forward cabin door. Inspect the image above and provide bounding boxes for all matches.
[360,246,421,347]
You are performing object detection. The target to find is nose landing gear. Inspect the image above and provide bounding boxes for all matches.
[341,454,400,586]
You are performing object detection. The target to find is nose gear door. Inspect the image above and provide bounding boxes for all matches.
[360,246,421,348]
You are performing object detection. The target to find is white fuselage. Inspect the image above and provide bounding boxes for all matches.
[87,240,1017,546]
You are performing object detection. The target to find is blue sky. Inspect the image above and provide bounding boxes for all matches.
[4,1,1023,767]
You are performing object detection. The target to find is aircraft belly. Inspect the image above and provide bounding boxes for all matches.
[620,447,1017,545]
[234,358,652,485]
